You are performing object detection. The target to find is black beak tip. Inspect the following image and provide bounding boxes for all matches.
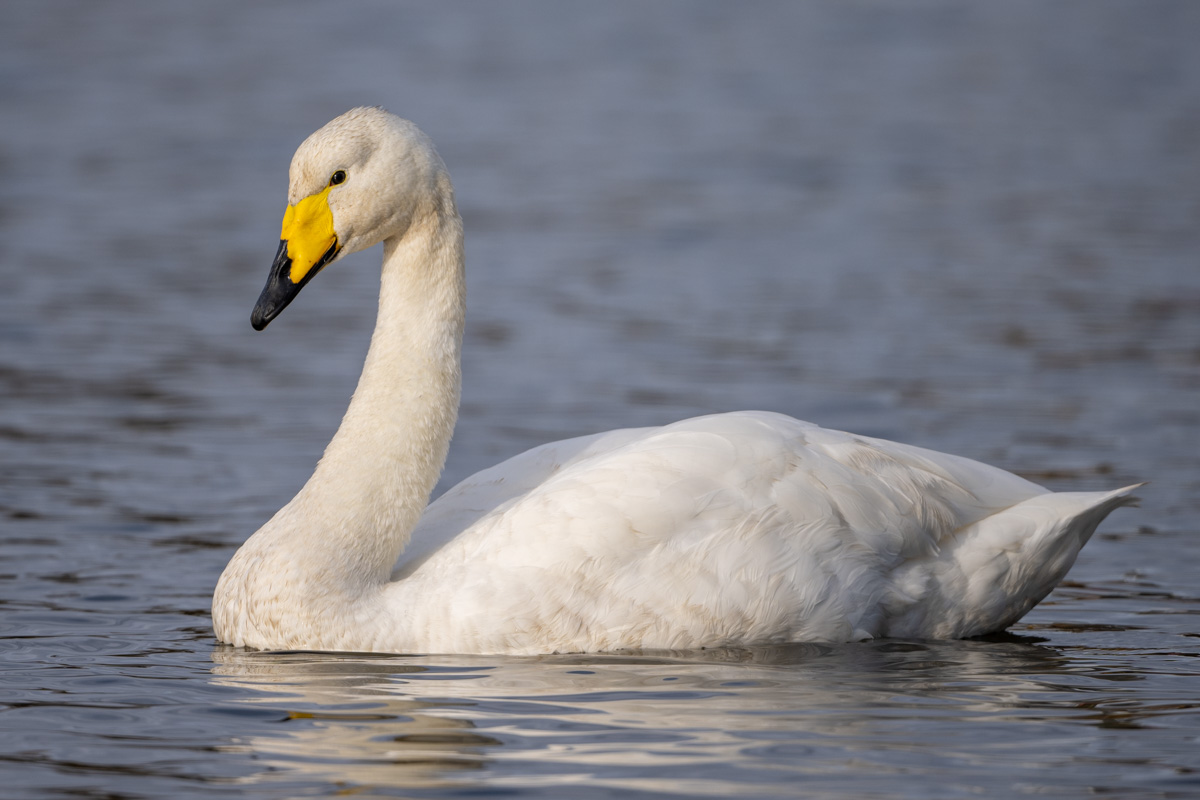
[250,239,338,332]
[250,240,294,331]
[251,282,285,330]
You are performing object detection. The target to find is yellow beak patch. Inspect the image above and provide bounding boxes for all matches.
[280,186,338,284]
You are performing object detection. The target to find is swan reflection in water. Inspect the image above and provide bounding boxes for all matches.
[209,637,1126,796]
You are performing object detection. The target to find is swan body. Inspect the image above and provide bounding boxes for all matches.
[213,107,1139,655]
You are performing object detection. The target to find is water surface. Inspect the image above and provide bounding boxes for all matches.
[2,2,1198,797]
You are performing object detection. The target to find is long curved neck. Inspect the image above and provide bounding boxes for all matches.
[292,201,465,586]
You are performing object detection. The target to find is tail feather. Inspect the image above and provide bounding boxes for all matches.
[884,483,1144,639]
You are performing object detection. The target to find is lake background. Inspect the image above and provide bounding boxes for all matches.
[2,2,1198,797]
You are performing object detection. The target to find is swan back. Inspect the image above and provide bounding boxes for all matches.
[386,411,1133,653]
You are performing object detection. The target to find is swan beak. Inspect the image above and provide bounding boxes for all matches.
[251,188,340,330]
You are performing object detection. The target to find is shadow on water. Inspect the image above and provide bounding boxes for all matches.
[208,635,1194,797]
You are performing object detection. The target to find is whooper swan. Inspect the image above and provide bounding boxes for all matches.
[212,107,1140,655]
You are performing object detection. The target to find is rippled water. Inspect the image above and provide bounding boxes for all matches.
[3,2,1199,797]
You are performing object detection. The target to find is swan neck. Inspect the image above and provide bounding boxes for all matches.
[302,205,465,583]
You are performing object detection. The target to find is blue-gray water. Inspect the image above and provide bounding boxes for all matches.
[2,2,1198,797]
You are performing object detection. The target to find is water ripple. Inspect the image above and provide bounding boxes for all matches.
[2,3,1199,798]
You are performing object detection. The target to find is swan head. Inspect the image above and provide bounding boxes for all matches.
[251,107,451,330]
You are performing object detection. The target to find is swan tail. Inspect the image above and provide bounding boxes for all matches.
[883,483,1144,639]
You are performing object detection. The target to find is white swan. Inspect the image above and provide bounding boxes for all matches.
[213,107,1140,655]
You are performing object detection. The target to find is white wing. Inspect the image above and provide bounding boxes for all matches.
[385,411,1132,654]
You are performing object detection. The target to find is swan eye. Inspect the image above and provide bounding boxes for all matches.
[329,170,347,186]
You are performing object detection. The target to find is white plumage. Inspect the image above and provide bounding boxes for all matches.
[212,107,1139,655]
